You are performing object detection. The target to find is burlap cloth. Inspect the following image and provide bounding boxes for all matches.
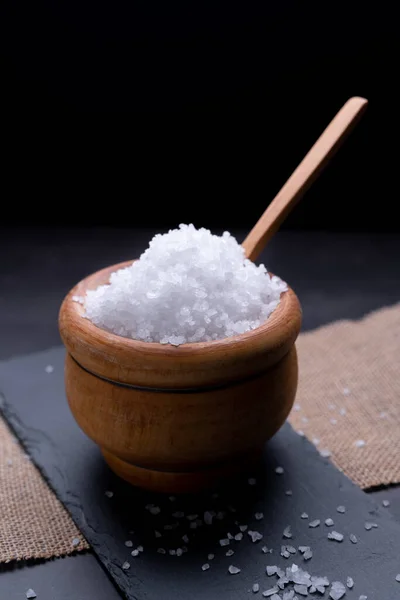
[290,303,400,490]
[1,303,399,563]
[0,417,88,563]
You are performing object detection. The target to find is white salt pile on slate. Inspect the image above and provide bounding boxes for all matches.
[82,224,287,345]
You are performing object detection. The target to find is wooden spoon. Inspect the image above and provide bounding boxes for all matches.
[242,96,368,262]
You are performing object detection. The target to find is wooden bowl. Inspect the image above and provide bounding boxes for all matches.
[59,261,302,493]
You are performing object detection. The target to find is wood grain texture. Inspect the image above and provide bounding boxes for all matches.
[59,261,301,492]
[242,97,368,262]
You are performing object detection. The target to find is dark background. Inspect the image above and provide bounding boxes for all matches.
[1,0,398,231]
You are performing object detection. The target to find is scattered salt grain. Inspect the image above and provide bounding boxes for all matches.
[379,412,387,419]
[105,490,114,498]
[227,532,234,540]
[328,531,344,542]
[84,225,287,345]
[325,518,334,527]
[220,538,230,547]
[131,549,140,557]
[294,404,301,411]
[396,574,400,582]
[294,584,309,596]
[26,589,37,599]
[339,408,347,416]
[182,534,189,544]
[266,566,278,576]
[234,532,243,541]
[298,546,310,554]
[262,586,279,597]
[330,581,346,600]
[189,522,197,529]
[202,563,210,571]
[45,365,54,374]
[207,553,215,560]
[72,295,85,304]
[349,534,358,544]
[176,548,183,556]
[255,512,264,520]
[336,505,346,514]
[347,577,354,589]
[253,583,260,593]
[354,440,365,448]
[226,549,234,557]
[72,537,80,548]
[125,540,133,547]
[320,449,332,458]
[309,520,320,528]
[283,526,292,539]
[137,545,143,552]
[312,438,320,446]
[285,490,293,496]
[364,522,378,531]
[275,466,285,475]
[169,549,176,556]
[301,417,309,424]
[155,530,162,538]
[248,530,263,543]
[6,458,13,466]
[122,561,130,570]
[342,388,351,396]
[248,478,257,486]
[303,549,313,561]
[157,548,166,554]
[382,499,390,507]
[328,403,336,410]
[173,511,184,519]
[330,418,337,425]
[300,513,309,519]
[239,525,248,532]
[359,596,368,600]
[228,565,241,575]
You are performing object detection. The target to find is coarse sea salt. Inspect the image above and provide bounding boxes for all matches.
[83,224,287,345]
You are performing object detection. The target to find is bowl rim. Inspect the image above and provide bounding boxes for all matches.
[62,260,299,352]
[59,260,302,387]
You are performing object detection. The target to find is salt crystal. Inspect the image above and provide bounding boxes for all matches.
[320,449,331,458]
[336,506,346,514]
[330,581,346,600]
[301,417,309,424]
[294,404,301,411]
[72,537,80,547]
[255,512,264,520]
[275,466,285,475]
[26,589,37,599]
[328,403,336,410]
[219,538,230,546]
[294,584,309,596]
[201,563,210,571]
[359,596,368,600]
[396,574,400,582]
[270,596,281,600]
[239,525,248,532]
[312,438,320,446]
[72,295,85,304]
[131,549,139,557]
[84,225,287,344]
[248,530,263,542]
[226,549,234,557]
[173,511,185,519]
[189,522,197,529]
[148,505,160,515]
[364,522,377,531]
[248,478,257,485]
[182,534,189,543]
[169,549,176,556]
[309,520,320,528]
[266,566,278,576]
[300,513,309,519]
[342,388,351,396]
[137,545,143,552]
[207,553,215,560]
[286,490,293,496]
[45,365,54,373]
[325,518,334,527]
[105,490,114,498]
[228,565,241,575]
[339,408,347,416]
[157,548,166,554]
[286,545,297,554]
[122,561,130,570]
[283,526,293,539]
[382,499,390,507]
[354,440,365,448]
[379,412,387,419]
[253,583,260,593]
[303,550,313,561]
[346,577,354,589]
[187,514,198,521]
[330,418,337,425]
[349,534,358,544]
[155,530,162,538]
[262,587,279,597]
[328,531,344,542]
[125,540,133,547]
[298,546,310,554]
[176,548,183,556]
[234,532,243,541]
[227,532,234,540]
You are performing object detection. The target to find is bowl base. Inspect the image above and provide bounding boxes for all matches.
[101,448,261,494]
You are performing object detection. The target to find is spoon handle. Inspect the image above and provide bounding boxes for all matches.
[242,96,368,262]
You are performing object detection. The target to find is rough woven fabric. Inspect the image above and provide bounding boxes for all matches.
[0,417,89,563]
[290,303,400,490]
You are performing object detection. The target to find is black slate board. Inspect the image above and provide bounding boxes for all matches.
[1,348,400,600]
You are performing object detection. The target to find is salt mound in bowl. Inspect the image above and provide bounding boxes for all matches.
[83,224,287,345]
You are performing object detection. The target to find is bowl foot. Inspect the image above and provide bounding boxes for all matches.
[101,448,261,493]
